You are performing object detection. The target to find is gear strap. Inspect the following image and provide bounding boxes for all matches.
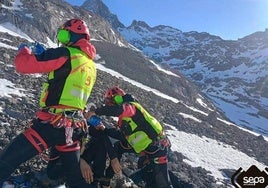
[55,140,80,152]
[154,156,168,164]
[138,155,168,170]
[37,109,88,146]
[23,128,48,154]
[155,135,171,150]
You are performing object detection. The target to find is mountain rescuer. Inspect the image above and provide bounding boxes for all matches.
[0,18,97,188]
[47,117,122,188]
[85,86,173,188]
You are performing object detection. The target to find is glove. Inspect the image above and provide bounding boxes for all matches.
[32,42,46,55]
[18,43,31,51]
[87,115,102,127]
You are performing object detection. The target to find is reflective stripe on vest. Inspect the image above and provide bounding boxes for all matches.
[39,47,96,110]
[122,102,163,153]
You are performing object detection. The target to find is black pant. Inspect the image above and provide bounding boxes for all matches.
[84,138,108,181]
[0,119,95,188]
[106,141,173,188]
[141,160,172,188]
[47,137,109,183]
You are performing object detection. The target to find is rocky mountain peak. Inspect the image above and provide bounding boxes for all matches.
[0,0,267,187]
[130,20,150,28]
[82,0,125,29]
[82,0,109,14]
[0,0,129,47]
[80,0,268,136]
[117,21,268,136]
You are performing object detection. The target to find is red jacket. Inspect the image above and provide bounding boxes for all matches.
[14,39,96,74]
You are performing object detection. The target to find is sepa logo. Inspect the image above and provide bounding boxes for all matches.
[231,165,268,188]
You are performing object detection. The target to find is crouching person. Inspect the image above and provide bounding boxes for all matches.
[86,86,173,188]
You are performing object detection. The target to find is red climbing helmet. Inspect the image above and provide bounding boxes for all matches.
[62,18,90,40]
[104,86,126,105]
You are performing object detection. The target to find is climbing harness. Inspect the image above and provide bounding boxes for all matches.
[155,134,171,150]
[37,108,87,145]
[23,128,48,154]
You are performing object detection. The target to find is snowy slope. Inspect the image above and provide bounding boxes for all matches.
[119,22,268,137]
[0,25,267,186]
[0,1,267,187]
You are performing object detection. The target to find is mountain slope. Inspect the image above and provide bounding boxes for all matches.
[0,0,267,187]
[82,0,268,137]
[118,22,268,137]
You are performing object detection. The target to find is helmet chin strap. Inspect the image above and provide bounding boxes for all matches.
[57,41,67,47]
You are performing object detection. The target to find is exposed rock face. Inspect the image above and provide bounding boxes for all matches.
[0,0,267,187]
[83,0,268,136]
[118,22,268,137]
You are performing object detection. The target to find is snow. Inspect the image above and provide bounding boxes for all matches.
[0,41,17,50]
[179,112,202,123]
[0,22,267,186]
[148,59,180,77]
[0,58,267,184]
[0,22,33,42]
[121,23,268,137]
[212,96,268,136]
[166,124,266,184]
[1,0,23,10]
[0,79,26,99]
[96,63,180,103]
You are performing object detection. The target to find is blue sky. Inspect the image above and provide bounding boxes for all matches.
[65,0,268,40]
